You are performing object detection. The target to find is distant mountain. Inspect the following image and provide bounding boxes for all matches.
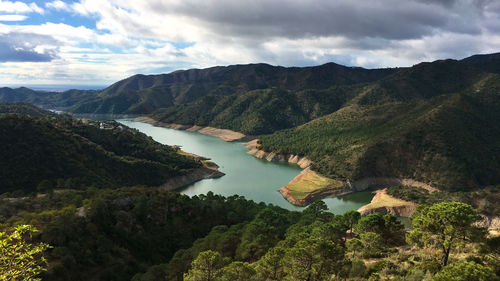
[0,104,201,194]
[0,87,99,109]
[68,63,396,116]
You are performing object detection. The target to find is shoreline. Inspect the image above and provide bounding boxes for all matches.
[134,116,254,142]
[243,138,438,209]
[244,139,312,168]
[159,165,225,191]
[278,168,354,206]
[131,116,439,214]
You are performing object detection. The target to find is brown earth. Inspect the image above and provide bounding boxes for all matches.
[135,116,252,142]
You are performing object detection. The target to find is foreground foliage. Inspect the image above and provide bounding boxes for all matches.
[0,225,50,281]
[0,188,498,281]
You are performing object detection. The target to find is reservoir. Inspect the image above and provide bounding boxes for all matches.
[119,120,373,213]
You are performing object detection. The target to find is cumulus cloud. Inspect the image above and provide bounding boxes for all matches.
[0,32,59,62]
[45,0,70,11]
[0,0,43,14]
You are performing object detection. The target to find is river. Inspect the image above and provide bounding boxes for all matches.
[119,120,373,213]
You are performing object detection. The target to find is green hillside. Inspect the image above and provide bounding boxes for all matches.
[0,107,200,194]
[0,102,59,117]
[1,54,500,191]
[150,85,363,134]
[68,63,395,115]
[259,88,500,190]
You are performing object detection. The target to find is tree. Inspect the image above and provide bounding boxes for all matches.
[36,180,53,194]
[407,202,486,266]
[220,261,255,281]
[283,238,344,281]
[303,200,328,218]
[355,212,404,245]
[359,232,384,258]
[0,225,51,281]
[346,238,363,259]
[343,210,361,235]
[355,212,385,234]
[254,247,285,280]
[184,250,225,281]
[432,261,499,281]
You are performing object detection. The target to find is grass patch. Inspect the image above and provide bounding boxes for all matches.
[287,170,344,199]
[367,190,413,208]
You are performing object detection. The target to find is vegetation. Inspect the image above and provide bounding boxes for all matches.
[0,187,268,281]
[387,185,500,217]
[407,202,485,266]
[260,90,500,191]
[286,169,344,199]
[1,54,499,192]
[432,261,499,281]
[0,225,50,281]
[0,184,498,281]
[0,54,500,281]
[0,104,200,194]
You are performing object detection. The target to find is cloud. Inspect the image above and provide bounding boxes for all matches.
[63,0,498,65]
[0,14,27,21]
[45,0,70,11]
[0,32,58,62]
[0,0,43,14]
[1,0,500,86]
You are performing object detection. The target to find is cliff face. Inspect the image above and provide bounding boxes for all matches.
[245,139,312,168]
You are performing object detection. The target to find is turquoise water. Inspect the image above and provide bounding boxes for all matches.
[119,120,373,213]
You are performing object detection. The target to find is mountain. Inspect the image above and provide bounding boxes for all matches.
[260,90,500,191]
[0,104,201,194]
[1,53,499,191]
[68,63,396,116]
[0,87,99,109]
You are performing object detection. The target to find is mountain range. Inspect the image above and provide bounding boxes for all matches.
[1,53,499,191]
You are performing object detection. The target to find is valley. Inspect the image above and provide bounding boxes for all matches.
[1,52,500,281]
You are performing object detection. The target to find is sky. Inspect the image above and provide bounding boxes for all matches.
[0,0,500,87]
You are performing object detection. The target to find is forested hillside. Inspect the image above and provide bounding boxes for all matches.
[260,90,500,190]
[1,187,498,281]
[0,104,200,194]
[1,54,499,191]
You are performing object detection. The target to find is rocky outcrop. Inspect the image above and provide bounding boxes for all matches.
[134,116,251,142]
[476,215,500,234]
[159,166,224,191]
[357,189,418,217]
[245,139,312,168]
[280,185,354,207]
[350,177,438,193]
